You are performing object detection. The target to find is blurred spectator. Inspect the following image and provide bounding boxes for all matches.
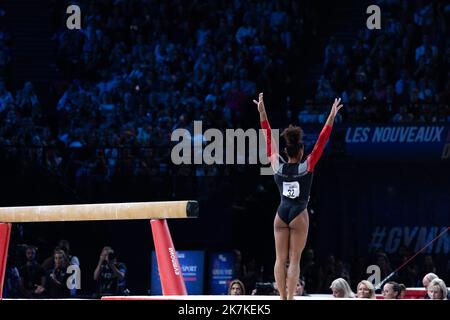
[427,278,448,300]
[18,246,46,298]
[375,251,393,281]
[422,272,439,299]
[235,20,256,45]
[228,279,245,295]
[356,280,376,299]
[415,35,438,62]
[395,247,419,288]
[298,100,319,124]
[42,240,80,270]
[294,277,309,297]
[395,70,416,100]
[232,249,244,279]
[2,256,21,298]
[392,105,414,122]
[301,248,320,293]
[0,81,13,112]
[414,1,434,28]
[421,254,437,276]
[330,278,355,298]
[41,240,79,297]
[382,281,401,299]
[341,81,364,104]
[241,256,260,295]
[45,249,70,298]
[319,254,351,293]
[15,82,40,117]
[316,76,336,102]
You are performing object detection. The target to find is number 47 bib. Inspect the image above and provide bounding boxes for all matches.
[282,181,300,199]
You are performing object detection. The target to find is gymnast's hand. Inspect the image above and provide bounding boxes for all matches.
[330,97,344,118]
[253,92,266,113]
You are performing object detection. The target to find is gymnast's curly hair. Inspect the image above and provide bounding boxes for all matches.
[281,125,304,158]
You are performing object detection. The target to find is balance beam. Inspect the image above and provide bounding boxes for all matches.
[0,200,198,299]
[0,200,198,223]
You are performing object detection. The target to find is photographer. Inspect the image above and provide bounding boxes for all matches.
[93,246,127,298]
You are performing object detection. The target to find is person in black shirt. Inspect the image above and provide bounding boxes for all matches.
[46,249,70,298]
[19,246,45,298]
[93,246,126,298]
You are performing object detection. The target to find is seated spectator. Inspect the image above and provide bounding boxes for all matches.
[427,278,448,300]
[421,254,438,276]
[414,2,434,28]
[356,280,376,299]
[415,35,437,63]
[19,246,46,298]
[370,80,386,103]
[270,2,287,32]
[316,76,337,101]
[249,37,266,65]
[228,279,245,295]
[45,249,70,298]
[93,246,127,298]
[42,240,80,270]
[235,21,256,45]
[324,37,344,69]
[392,106,414,122]
[42,240,80,297]
[237,69,256,97]
[330,278,355,298]
[341,81,364,104]
[15,81,40,117]
[417,79,436,102]
[301,248,320,293]
[422,272,438,299]
[354,66,369,91]
[298,101,319,123]
[382,281,401,299]
[376,251,393,281]
[3,256,21,298]
[318,108,342,124]
[395,70,416,99]
[294,277,309,297]
[0,81,13,112]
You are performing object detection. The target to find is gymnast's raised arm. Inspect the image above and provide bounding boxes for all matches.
[306,98,343,172]
[253,92,279,170]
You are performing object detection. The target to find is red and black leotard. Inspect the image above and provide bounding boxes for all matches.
[261,119,332,224]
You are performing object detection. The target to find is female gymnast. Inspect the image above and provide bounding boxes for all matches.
[254,93,343,300]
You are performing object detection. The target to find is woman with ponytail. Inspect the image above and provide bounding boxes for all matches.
[254,93,343,300]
